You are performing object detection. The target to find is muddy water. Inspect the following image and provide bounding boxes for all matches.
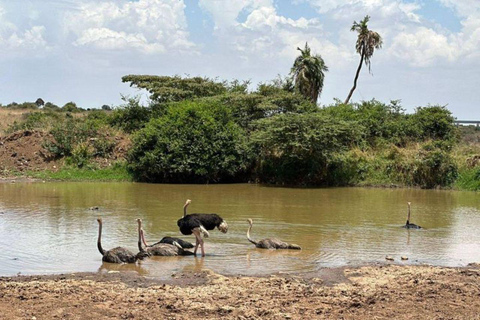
[1,182,479,278]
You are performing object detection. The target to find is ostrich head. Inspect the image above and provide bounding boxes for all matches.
[97,218,102,224]
[407,202,411,207]
[247,218,253,226]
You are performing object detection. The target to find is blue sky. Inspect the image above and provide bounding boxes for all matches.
[0,0,479,119]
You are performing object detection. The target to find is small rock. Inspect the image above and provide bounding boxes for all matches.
[385,256,394,261]
[401,256,408,260]
[89,206,99,210]
[107,271,119,274]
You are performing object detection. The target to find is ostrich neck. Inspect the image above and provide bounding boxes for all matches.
[137,223,144,252]
[407,207,411,224]
[183,204,189,217]
[247,223,257,245]
[140,230,149,252]
[97,222,105,255]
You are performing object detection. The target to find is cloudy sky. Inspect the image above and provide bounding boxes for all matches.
[0,0,478,119]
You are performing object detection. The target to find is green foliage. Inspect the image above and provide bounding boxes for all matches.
[291,43,328,103]
[62,102,81,113]
[410,105,456,141]
[251,113,365,185]
[2,102,39,109]
[386,142,458,188]
[455,167,480,191]
[66,142,93,168]
[8,111,61,132]
[122,75,227,103]
[43,102,60,111]
[109,96,152,133]
[128,100,252,183]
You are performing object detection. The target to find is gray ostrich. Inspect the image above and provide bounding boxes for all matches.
[96,218,138,263]
[246,218,301,250]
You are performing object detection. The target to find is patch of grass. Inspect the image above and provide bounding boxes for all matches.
[26,162,132,182]
[454,167,480,191]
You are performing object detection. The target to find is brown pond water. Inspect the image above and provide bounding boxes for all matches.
[1,182,479,279]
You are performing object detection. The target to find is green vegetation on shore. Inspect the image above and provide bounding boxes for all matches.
[1,15,479,190]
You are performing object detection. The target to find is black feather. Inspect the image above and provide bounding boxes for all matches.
[156,236,194,249]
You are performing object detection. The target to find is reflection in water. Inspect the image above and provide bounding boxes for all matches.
[1,182,480,279]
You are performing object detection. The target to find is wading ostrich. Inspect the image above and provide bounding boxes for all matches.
[247,219,302,250]
[177,199,228,257]
[136,219,193,257]
[97,218,138,263]
[403,202,422,229]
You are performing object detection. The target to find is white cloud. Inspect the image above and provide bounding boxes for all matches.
[389,27,457,67]
[64,0,195,54]
[0,4,49,56]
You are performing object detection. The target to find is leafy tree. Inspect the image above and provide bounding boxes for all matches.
[128,100,252,183]
[122,75,227,103]
[290,43,328,104]
[345,15,383,104]
[252,113,364,185]
[35,98,45,107]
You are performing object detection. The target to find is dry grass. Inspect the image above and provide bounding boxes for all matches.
[0,109,34,134]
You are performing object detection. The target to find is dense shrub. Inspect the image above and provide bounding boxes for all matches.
[109,96,152,133]
[251,113,365,185]
[410,105,456,141]
[62,102,82,113]
[386,142,458,188]
[128,100,252,183]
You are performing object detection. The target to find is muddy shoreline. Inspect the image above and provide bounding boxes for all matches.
[1,264,479,319]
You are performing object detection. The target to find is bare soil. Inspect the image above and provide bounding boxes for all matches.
[1,264,480,320]
[0,129,130,177]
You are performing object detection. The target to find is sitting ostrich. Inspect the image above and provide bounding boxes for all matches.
[403,202,422,229]
[246,218,301,250]
[150,236,194,249]
[177,199,228,257]
[96,218,138,263]
[137,219,193,257]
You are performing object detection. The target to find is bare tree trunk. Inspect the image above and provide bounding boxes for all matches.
[344,49,365,105]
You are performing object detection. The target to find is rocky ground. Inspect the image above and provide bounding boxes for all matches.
[1,264,480,320]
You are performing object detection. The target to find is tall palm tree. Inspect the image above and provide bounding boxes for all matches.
[291,43,328,104]
[344,15,383,105]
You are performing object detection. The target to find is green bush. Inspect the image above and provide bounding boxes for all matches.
[410,105,456,141]
[455,167,480,191]
[62,102,82,113]
[109,96,152,133]
[128,100,252,183]
[66,142,93,168]
[386,143,458,188]
[251,113,365,185]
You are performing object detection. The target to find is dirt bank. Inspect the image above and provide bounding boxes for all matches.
[1,264,479,319]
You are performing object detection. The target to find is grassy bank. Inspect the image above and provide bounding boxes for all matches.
[23,163,132,182]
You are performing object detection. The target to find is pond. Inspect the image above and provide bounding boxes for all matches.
[1,182,479,279]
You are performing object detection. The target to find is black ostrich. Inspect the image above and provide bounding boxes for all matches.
[152,237,194,249]
[96,218,138,263]
[177,199,228,257]
[136,219,193,257]
[403,202,422,229]
[247,219,302,250]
